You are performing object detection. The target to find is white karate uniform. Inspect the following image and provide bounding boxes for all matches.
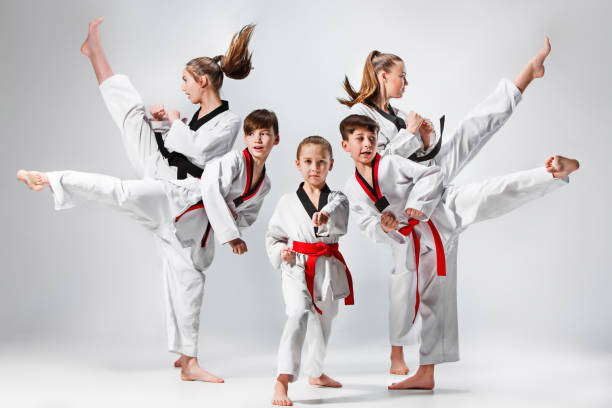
[350,78,521,181]
[96,74,242,357]
[266,184,350,381]
[350,79,525,361]
[344,153,568,365]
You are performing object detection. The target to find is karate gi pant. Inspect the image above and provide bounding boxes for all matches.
[89,75,209,357]
[390,167,568,364]
[276,271,339,382]
[389,78,521,348]
[434,78,522,184]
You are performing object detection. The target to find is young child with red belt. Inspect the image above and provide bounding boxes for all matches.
[266,136,353,407]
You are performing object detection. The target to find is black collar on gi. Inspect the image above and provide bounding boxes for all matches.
[233,148,266,207]
[354,153,390,213]
[189,100,230,131]
[296,182,331,235]
[369,102,406,132]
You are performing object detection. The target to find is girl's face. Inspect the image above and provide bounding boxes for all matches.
[181,68,205,104]
[295,143,334,189]
[381,61,408,100]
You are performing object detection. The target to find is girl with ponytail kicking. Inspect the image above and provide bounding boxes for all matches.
[78,18,255,382]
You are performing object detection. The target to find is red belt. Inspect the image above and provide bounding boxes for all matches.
[397,219,446,323]
[291,241,354,315]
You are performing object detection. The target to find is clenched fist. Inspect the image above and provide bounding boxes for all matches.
[381,212,399,233]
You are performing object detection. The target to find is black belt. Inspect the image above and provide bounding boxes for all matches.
[154,131,204,180]
[409,115,445,163]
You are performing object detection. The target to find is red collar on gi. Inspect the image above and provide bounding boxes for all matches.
[291,241,354,314]
[233,148,266,207]
[354,153,446,323]
[174,148,265,248]
[354,153,390,212]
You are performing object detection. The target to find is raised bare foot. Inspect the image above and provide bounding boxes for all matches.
[308,373,342,388]
[179,356,224,383]
[80,17,104,57]
[531,36,551,79]
[388,364,435,390]
[17,170,48,191]
[173,357,182,368]
[545,155,580,178]
[390,345,409,375]
[272,375,292,406]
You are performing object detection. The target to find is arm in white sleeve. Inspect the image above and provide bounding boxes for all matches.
[265,198,290,270]
[382,128,424,158]
[164,115,241,167]
[200,152,242,244]
[350,104,423,158]
[316,191,349,237]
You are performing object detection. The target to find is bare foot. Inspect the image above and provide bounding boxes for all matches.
[531,36,551,79]
[514,37,551,93]
[17,170,48,191]
[179,356,224,383]
[272,375,292,406]
[308,373,342,388]
[173,357,182,368]
[545,155,580,178]
[388,364,435,390]
[80,17,104,57]
[390,345,409,375]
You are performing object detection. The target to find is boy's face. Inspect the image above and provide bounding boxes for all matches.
[244,126,279,160]
[341,126,378,166]
[295,144,334,188]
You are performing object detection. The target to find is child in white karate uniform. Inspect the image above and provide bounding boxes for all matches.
[266,136,352,407]
[77,18,254,381]
[339,114,579,390]
[339,38,553,375]
[17,109,279,383]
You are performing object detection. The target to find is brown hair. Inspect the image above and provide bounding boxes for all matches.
[243,109,279,135]
[339,114,379,141]
[185,24,255,91]
[337,50,403,107]
[296,136,333,160]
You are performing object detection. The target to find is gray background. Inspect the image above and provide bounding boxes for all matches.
[1,0,610,381]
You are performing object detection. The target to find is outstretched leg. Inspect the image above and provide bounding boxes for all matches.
[435,37,552,184]
[441,156,578,232]
[81,18,114,84]
[17,169,178,236]
[514,37,551,93]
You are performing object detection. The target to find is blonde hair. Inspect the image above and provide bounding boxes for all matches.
[338,50,402,107]
[185,24,255,90]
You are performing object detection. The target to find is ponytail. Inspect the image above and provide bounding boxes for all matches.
[338,50,402,107]
[185,24,255,91]
[219,24,255,80]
